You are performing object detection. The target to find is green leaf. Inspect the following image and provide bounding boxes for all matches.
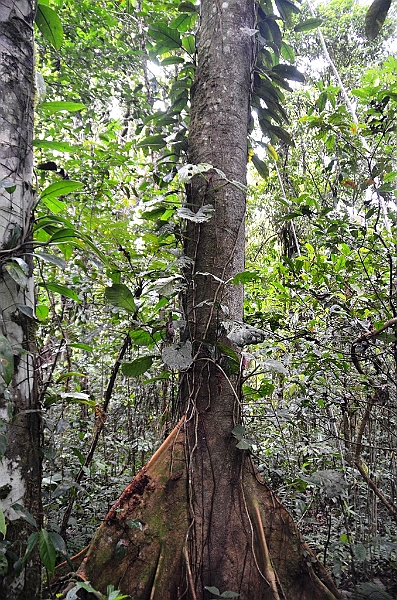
[236,439,252,450]
[16,304,35,319]
[272,64,305,83]
[280,41,295,63]
[267,124,294,146]
[36,304,49,321]
[41,181,83,200]
[67,343,93,352]
[220,592,240,598]
[137,135,167,150]
[129,329,153,346]
[105,284,137,314]
[251,154,269,179]
[231,271,260,284]
[39,101,85,114]
[11,503,37,528]
[122,356,153,377]
[170,13,195,32]
[35,252,67,269]
[23,532,39,564]
[294,18,322,32]
[4,259,29,289]
[48,532,67,557]
[365,0,391,40]
[148,23,182,51]
[160,56,186,66]
[35,4,64,50]
[0,509,6,538]
[0,335,15,387]
[232,424,245,439]
[40,196,66,214]
[178,1,199,12]
[49,228,78,243]
[205,587,220,596]
[182,34,195,54]
[33,139,79,152]
[39,529,56,575]
[45,282,80,302]
[275,0,300,27]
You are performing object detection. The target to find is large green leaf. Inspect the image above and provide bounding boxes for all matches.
[275,0,300,27]
[294,18,322,32]
[148,23,182,51]
[267,124,294,146]
[122,356,153,377]
[40,181,83,200]
[35,4,64,50]
[251,154,269,179]
[45,282,80,302]
[105,284,137,314]
[32,139,79,152]
[365,0,391,40]
[272,64,305,83]
[39,101,86,114]
[137,135,167,150]
[39,529,56,575]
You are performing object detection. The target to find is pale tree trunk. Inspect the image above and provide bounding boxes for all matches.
[0,1,42,598]
[59,2,341,599]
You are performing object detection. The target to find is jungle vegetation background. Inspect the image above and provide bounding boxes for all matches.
[1,0,397,596]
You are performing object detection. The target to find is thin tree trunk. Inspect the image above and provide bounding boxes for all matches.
[0,2,42,598]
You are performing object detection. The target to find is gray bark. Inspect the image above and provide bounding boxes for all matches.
[0,1,42,598]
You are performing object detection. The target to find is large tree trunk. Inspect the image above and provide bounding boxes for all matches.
[0,2,42,598]
[63,1,341,599]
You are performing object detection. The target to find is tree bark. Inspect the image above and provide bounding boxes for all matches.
[60,2,341,599]
[0,1,42,598]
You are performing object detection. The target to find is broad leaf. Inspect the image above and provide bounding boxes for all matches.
[148,23,182,51]
[365,0,391,40]
[45,282,80,302]
[11,503,37,528]
[178,1,199,12]
[40,181,83,200]
[105,284,137,314]
[122,356,153,377]
[39,529,56,575]
[67,343,93,352]
[4,258,29,288]
[182,34,195,54]
[33,139,79,152]
[272,64,305,83]
[35,4,64,50]
[39,101,85,114]
[294,18,322,32]
[162,341,193,370]
[251,154,269,179]
[280,41,295,63]
[23,532,39,563]
[275,0,300,27]
[137,135,167,150]
[35,252,67,269]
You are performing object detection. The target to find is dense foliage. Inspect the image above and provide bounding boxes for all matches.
[1,0,397,597]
